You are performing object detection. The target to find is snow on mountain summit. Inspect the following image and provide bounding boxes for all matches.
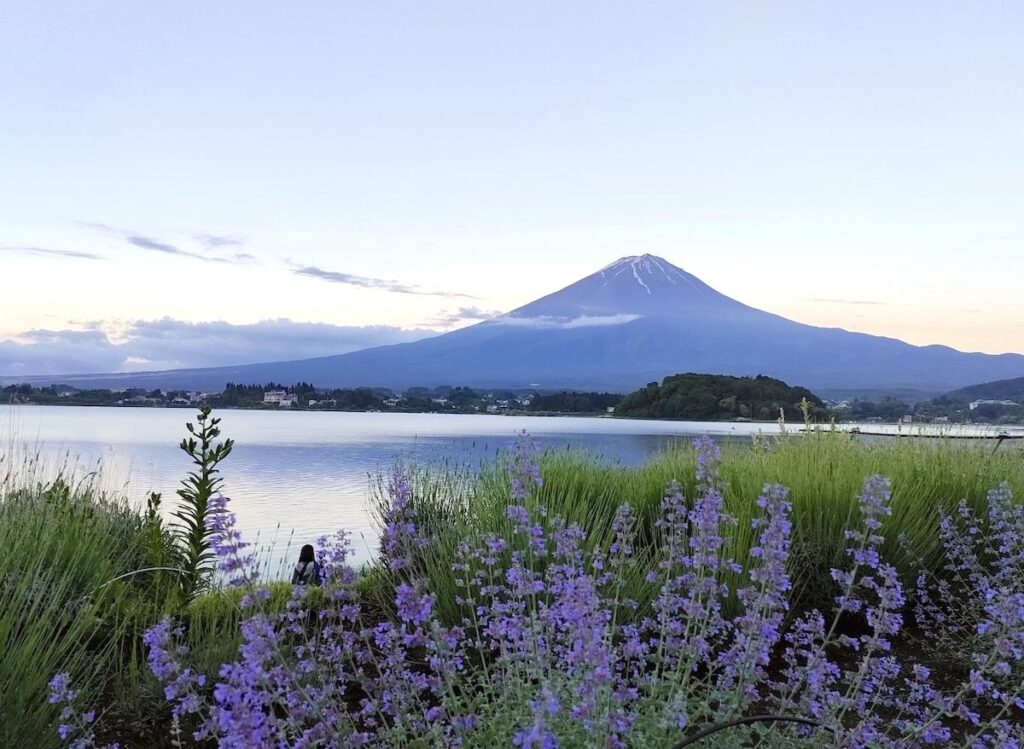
[598,254,711,296]
[506,254,751,319]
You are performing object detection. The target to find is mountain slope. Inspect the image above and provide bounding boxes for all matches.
[9,255,1024,394]
[944,375,1024,403]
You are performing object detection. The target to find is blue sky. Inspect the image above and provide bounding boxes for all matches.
[1,2,1022,374]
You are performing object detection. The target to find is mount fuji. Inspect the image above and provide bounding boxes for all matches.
[17,255,1024,395]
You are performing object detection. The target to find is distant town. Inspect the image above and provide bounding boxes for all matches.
[3,377,1023,425]
[0,381,621,417]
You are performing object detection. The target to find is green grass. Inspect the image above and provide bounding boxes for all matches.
[0,468,156,747]
[375,431,1024,622]
[3,427,1021,746]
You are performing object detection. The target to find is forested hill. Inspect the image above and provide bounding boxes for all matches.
[616,373,824,421]
[944,375,1024,403]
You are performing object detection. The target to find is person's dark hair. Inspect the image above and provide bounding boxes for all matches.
[298,544,315,564]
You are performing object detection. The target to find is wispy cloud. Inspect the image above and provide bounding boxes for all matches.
[125,233,191,256]
[809,297,887,306]
[0,246,105,261]
[433,305,503,326]
[493,313,642,329]
[78,221,252,264]
[293,264,476,299]
[193,233,245,249]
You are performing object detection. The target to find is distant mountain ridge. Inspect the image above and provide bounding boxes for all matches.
[7,254,1024,395]
[944,375,1024,403]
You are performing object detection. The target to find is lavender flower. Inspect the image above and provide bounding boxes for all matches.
[717,484,792,703]
[510,430,543,501]
[48,673,120,749]
[209,493,259,587]
[112,443,1021,749]
[380,465,428,570]
[513,685,560,749]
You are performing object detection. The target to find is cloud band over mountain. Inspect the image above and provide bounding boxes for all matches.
[0,318,437,377]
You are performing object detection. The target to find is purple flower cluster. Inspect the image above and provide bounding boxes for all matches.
[379,466,429,571]
[50,435,1023,748]
[142,618,207,722]
[48,672,119,749]
[509,430,543,501]
[917,484,1024,701]
[716,484,792,703]
[209,493,259,587]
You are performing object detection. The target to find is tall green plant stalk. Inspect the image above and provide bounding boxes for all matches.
[172,406,233,604]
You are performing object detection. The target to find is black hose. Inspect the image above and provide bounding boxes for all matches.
[671,713,832,748]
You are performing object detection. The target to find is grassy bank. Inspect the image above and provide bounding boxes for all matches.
[4,414,1024,746]
[378,431,1024,621]
[0,464,156,746]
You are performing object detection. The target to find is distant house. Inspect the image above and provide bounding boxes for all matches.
[431,397,449,405]
[486,404,499,414]
[969,399,1021,411]
[606,406,615,414]
[264,390,297,407]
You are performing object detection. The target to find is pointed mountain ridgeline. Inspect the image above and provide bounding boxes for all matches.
[11,255,1024,395]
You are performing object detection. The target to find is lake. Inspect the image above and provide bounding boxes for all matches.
[0,406,788,570]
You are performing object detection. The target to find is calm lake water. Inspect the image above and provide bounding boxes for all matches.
[0,405,786,570]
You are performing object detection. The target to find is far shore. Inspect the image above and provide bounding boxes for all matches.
[3,400,1024,438]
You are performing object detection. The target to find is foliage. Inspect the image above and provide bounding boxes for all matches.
[0,470,158,748]
[0,408,237,747]
[914,482,1024,678]
[380,431,1024,623]
[54,436,1024,747]
[617,373,825,421]
[526,391,623,413]
[172,405,234,604]
[841,396,914,421]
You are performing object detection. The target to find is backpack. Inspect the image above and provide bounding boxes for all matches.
[295,560,322,586]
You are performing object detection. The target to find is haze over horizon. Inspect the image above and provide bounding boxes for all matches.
[2,2,1023,376]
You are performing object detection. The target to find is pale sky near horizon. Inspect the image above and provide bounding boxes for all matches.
[1,2,1022,375]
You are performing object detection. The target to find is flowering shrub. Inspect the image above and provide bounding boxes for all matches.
[915,482,1024,707]
[55,438,1024,747]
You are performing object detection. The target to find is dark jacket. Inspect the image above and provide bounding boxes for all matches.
[291,560,322,586]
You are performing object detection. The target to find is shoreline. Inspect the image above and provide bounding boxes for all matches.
[4,400,1023,435]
